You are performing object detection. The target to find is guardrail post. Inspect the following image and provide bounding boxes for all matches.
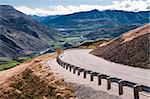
[66,64,70,70]
[77,68,85,76]
[133,85,142,99]
[68,65,71,71]
[73,67,76,74]
[118,80,127,95]
[90,72,99,81]
[59,62,61,66]
[90,73,94,81]
[62,63,66,68]
[98,74,109,85]
[69,65,74,72]
[107,77,121,90]
[73,67,79,74]
[83,71,87,78]
[59,62,62,66]
[65,64,68,69]
[77,68,81,76]
[107,77,112,90]
[83,70,91,78]
[59,60,61,65]
[98,75,102,85]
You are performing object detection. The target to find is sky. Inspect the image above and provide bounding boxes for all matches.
[1,0,150,16]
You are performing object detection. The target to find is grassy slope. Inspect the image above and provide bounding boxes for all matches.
[0,57,32,71]
[0,53,75,98]
[77,39,110,49]
[0,61,20,71]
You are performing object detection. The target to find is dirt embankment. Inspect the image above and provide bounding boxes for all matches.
[0,54,75,99]
[91,24,150,69]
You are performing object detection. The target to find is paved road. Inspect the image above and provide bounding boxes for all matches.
[61,49,150,86]
[46,49,150,99]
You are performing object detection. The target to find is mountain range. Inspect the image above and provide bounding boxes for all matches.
[0,5,60,59]
[35,9,149,42]
[0,5,149,59]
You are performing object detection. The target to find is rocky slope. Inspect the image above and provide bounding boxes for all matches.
[90,24,150,69]
[0,5,60,59]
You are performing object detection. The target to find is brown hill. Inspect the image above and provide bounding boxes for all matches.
[90,24,150,69]
[0,54,75,98]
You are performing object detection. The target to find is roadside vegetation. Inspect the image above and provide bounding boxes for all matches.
[0,51,75,99]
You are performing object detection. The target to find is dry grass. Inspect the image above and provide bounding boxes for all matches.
[0,52,75,99]
[91,24,150,69]
[78,40,109,49]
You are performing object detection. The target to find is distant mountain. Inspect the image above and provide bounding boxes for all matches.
[29,15,59,23]
[43,9,149,27]
[35,9,149,41]
[90,24,150,69]
[0,5,60,59]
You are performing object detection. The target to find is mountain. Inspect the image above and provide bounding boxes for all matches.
[36,9,149,42]
[29,15,59,23]
[90,24,150,69]
[43,10,149,27]
[0,5,60,59]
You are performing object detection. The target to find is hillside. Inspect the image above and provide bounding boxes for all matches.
[76,39,110,49]
[0,5,60,59]
[37,10,149,42]
[0,53,75,98]
[90,24,150,69]
[42,10,149,28]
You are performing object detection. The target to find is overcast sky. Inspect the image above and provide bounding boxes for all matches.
[1,0,150,16]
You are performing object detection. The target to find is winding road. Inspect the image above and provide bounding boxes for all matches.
[46,49,150,99]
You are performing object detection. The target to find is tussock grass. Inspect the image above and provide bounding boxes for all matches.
[0,53,75,99]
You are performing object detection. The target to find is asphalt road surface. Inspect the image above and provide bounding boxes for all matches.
[46,49,150,99]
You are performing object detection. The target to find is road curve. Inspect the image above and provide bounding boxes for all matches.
[46,49,150,99]
[61,49,150,86]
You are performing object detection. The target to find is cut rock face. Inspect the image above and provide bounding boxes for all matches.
[90,24,150,69]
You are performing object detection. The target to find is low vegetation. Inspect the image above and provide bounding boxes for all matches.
[77,39,110,49]
[0,52,75,98]
[0,57,32,71]
[0,60,20,71]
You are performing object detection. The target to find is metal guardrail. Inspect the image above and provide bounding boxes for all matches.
[56,57,150,99]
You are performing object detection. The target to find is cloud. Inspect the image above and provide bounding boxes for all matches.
[15,0,150,16]
[111,0,150,11]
